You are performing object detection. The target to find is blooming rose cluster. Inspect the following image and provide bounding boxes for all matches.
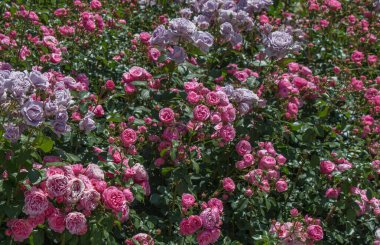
[239,141,288,193]
[5,159,143,241]
[179,197,223,245]
[274,62,321,119]
[0,66,93,140]
[125,233,155,245]
[121,66,153,94]
[270,211,324,244]
[150,18,214,63]
[181,0,272,48]
[320,156,353,176]
[350,187,380,217]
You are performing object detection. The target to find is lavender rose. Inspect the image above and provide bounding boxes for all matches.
[21,100,45,126]
[29,70,48,89]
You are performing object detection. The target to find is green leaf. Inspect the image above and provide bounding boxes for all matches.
[34,134,54,153]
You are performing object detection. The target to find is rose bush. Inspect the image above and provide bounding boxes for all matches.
[0,0,379,244]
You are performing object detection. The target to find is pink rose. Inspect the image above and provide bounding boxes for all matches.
[131,163,148,183]
[102,186,126,211]
[223,177,235,192]
[159,108,175,123]
[275,180,288,192]
[200,208,220,229]
[46,174,69,197]
[193,104,210,122]
[219,124,236,142]
[90,0,102,9]
[259,156,276,170]
[139,32,151,43]
[188,215,202,231]
[307,225,324,241]
[6,219,33,242]
[351,50,365,63]
[23,187,49,216]
[324,0,342,10]
[105,80,115,90]
[181,193,195,209]
[186,91,201,104]
[123,188,134,203]
[288,62,299,73]
[276,154,287,165]
[93,105,104,117]
[121,128,137,146]
[320,160,335,174]
[125,233,154,245]
[368,55,378,65]
[65,212,87,235]
[207,198,223,212]
[129,66,145,80]
[148,48,161,61]
[80,190,101,211]
[205,91,220,105]
[48,211,66,233]
[196,230,213,245]
[84,163,104,180]
[325,188,340,199]
[122,72,134,83]
[235,140,252,156]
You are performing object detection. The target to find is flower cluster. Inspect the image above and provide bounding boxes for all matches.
[0,66,89,140]
[270,211,324,244]
[5,159,146,241]
[150,18,214,63]
[179,196,223,245]
[241,141,288,193]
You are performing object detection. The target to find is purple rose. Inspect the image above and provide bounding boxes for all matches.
[192,31,214,53]
[21,100,45,127]
[168,46,187,63]
[29,70,48,89]
[79,112,96,133]
[3,123,20,143]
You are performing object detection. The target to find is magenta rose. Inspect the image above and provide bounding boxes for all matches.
[223,177,235,192]
[121,128,137,147]
[351,50,365,63]
[6,219,33,242]
[126,233,154,245]
[80,190,101,211]
[219,124,236,142]
[48,211,66,233]
[275,180,288,192]
[200,208,220,229]
[259,156,276,169]
[65,212,87,235]
[23,187,49,216]
[320,160,335,174]
[307,225,324,241]
[235,140,252,156]
[196,230,213,245]
[159,108,175,123]
[205,91,220,105]
[193,104,210,122]
[181,193,195,209]
[102,186,126,211]
[46,174,69,197]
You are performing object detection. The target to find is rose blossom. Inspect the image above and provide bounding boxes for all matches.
[275,180,288,192]
[159,108,175,123]
[46,174,69,197]
[307,225,324,241]
[121,128,137,146]
[6,219,33,242]
[236,140,252,156]
[65,212,87,235]
[48,211,66,233]
[181,193,195,209]
[320,160,335,174]
[102,186,126,211]
[193,104,210,122]
[223,177,235,192]
[23,188,49,216]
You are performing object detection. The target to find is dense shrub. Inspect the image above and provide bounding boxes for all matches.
[0,0,379,244]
